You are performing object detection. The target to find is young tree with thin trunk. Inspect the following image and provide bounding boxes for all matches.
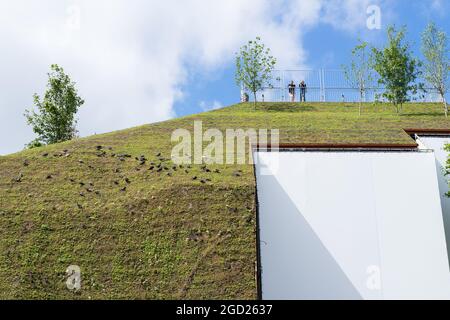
[446,144,450,197]
[421,22,449,117]
[25,64,85,148]
[343,40,374,116]
[235,37,276,110]
[372,26,422,114]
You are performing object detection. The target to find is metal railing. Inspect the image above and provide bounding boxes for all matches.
[243,69,443,103]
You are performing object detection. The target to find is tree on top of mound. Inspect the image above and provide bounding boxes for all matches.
[25,64,85,148]
[421,22,449,117]
[372,26,422,114]
[235,37,276,110]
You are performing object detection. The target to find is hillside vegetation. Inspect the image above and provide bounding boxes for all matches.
[0,102,449,299]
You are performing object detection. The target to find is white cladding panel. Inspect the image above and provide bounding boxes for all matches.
[255,151,450,300]
[419,136,450,167]
[418,136,450,271]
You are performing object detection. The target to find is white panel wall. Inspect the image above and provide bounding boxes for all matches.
[418,136,450,268]
[419,136,450,166]
[255,151,450,300]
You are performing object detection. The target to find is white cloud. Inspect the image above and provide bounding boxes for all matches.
[0,0,391,155]
[431,0,444,10]
[320,0,391,34]
[199,100,223,112]
[426,0,448,17]
[321,0,372,32]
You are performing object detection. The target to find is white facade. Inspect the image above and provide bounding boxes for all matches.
[255,150,450,300]
[418,136,450,266]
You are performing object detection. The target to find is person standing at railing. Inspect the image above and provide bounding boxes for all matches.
[241,91,249,102]
[288,81,296,102]
[300,80,307,102]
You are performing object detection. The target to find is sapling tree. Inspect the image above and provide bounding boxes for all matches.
[25,64,84,147]
[235,37,276,110]
[421,22,449,117]
[343,40,374,116]
[372,26,422,114]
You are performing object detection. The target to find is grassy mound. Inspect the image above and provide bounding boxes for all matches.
[0,102,449,299]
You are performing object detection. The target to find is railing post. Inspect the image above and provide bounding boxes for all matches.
[321,69,326,102]
[319,70,322,102]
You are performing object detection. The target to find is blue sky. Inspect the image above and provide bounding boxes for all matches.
[174,0,449,117]
[0,0,449,155]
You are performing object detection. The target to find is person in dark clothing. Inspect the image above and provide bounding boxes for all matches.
[288,80,296,102]
[299,80,307,102]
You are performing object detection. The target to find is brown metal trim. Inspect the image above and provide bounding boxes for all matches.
[253,142,418,150]
[252,128,450,151]
[253,162,263,300]
[404,128,450,135]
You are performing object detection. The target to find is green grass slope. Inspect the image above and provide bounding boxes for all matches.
[0,102,449,299]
